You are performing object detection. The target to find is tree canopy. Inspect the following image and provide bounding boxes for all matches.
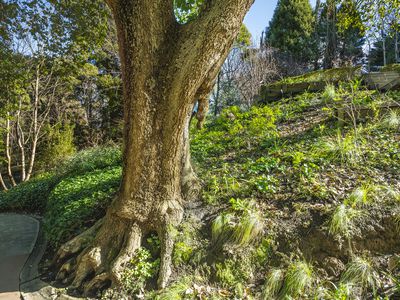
[265,0,315,63]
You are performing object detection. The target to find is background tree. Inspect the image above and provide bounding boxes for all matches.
[0,0,121,187]
[265,0,315,70]
[340,0,399,67]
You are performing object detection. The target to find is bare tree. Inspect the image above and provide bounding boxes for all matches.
[211,45,279,113]
[234,46,279,108]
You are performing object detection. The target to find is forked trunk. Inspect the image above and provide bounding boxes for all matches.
[54,0,254,294]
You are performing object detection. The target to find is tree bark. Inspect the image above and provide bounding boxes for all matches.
[214,71,221,116]
[0,173,7,191]
[26,64,40,181]
[313,0,321,70]
[5,114,16,187]
[16,97,26,182]
[395,30,399,63]
[54,0,254,294]
[324,0,336,69]
[382,26,387,66]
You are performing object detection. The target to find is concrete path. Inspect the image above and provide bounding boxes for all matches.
[0,214,39,300]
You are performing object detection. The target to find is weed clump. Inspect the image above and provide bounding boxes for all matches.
[211,208,263,250]
[281,261,314,298]
[262,268,284,299]
[329,204,362,239]
[341,256,378,296]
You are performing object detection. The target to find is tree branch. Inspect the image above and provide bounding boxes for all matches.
[174,0,255,103]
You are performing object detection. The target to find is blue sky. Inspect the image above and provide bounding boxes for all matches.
[244,0,317,42]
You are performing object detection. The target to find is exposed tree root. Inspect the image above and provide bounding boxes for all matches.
[52,201,186,296]
[52,135,199,296]
[54,219,103,265]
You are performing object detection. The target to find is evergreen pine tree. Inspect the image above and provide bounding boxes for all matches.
[265,0,315,64]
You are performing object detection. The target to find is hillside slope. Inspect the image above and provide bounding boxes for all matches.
[1,83,399,299]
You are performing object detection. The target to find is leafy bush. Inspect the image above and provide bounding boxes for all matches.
[0,146,122,216]
[0,174,58,213]
[44,166,122,247]
[58,146,122,177]
[37,123,76,171]
[191,105,279,162]
[382,64,400,73]
[120,248,159,295]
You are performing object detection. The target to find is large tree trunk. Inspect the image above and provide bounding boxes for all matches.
[53,0,254,295]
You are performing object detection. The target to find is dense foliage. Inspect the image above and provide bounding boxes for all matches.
[2,73,399,298]
[0,1,399,299]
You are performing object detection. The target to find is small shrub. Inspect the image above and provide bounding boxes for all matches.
[323,84,337,102]
[345,184,400,207]
[215,260,237,287]
[327,282,357,300]
[229,198,251,212]
[215,258,252,289]
[211,210,263,249]
[120,248,159,295]
[37,123,76,171]
[58,146,122,177]
[233,211,263,247]
[173,242,193,266]
[252,174,278,194]
[382,109,400,129]
[255,238,274,265]
[211,213,234,248]
[153,277,192,300]
[0,174,58,213]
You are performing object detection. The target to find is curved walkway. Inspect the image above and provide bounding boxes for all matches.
[0,214,39,300]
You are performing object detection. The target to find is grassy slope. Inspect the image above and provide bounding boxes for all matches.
[186,85,400,299]
[0,81,399,299]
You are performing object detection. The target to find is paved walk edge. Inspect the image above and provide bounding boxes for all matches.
[19,217,49,300]
[19,219,80,300]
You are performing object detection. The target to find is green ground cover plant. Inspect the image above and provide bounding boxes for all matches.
[1,72,399,299]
